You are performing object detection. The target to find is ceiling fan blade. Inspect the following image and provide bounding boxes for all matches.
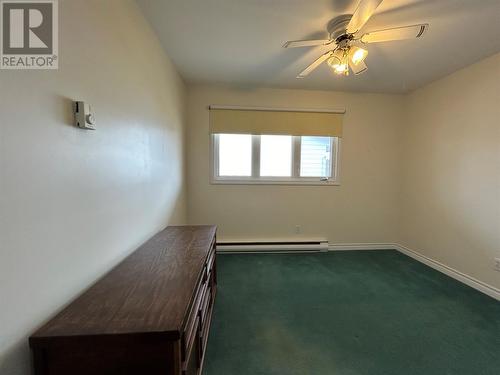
[361,24,428,43]
[297,51,333,78]
[346,0,384,34]
[349,59,368,75]
[283,39,332,48]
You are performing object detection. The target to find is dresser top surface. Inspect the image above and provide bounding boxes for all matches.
[31,225,216,340]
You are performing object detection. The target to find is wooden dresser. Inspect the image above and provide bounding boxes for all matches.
[30,225,217,375]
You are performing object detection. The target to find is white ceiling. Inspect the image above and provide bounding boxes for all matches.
[136,0,500,93]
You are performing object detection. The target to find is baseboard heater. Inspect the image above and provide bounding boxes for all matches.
[216,240,329,253]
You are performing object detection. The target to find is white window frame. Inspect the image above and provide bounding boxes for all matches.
[210,134,341,186]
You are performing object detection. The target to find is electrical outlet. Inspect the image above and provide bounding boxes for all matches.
[494,258,500,272]
[295,225,301,234]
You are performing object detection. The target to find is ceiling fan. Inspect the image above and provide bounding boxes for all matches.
[283,0,428,78]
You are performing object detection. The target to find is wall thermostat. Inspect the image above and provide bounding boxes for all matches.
[74,101,96,130]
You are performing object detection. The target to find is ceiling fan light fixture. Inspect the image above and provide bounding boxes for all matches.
[334,63,349,75]
[327,49,349,76]
[327,55,339,67]
[335,64,349,76]
[350,46,368,65]
[327,57,348,75]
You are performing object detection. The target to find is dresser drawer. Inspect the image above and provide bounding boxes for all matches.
[181,277,206,361]
[182,315,201,375]
[207,250,215,276]
[199,285,211,326]
[181,245,216,362]
[199,287,214,360]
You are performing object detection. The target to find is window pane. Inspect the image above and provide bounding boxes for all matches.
[260,135,292,177]
[218,134,252,176]
[300,136,332,177]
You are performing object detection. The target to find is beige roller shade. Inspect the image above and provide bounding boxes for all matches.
[209,107,344,137]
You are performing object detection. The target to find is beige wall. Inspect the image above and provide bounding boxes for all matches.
[0,1,187,373]
[400,52,500,289]
[186,85,404,243]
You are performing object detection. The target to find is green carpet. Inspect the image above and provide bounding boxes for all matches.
[203,251,500,375]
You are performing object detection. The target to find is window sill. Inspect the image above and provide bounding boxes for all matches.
[210,178,340,186]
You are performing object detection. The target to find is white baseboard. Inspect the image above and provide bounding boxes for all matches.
[217,240,328,253]
[328,243,396,251]
[393,243,499,301]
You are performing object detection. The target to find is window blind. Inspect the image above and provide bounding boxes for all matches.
[209,106,344,137]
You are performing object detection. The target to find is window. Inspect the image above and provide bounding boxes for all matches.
[260,135,292,177]
[212,134,340,185]
[218,134,252,176]
[300,136,332,177]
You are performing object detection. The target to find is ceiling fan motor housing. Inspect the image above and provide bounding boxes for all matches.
[327,14,353,41]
